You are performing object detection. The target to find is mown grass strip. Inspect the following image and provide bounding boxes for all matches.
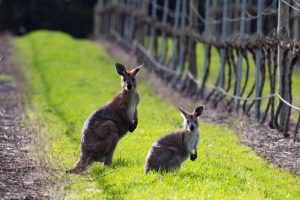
[15,30,300,199]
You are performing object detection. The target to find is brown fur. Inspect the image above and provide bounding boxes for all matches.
[144,106,203,173]
[66,63,141,173]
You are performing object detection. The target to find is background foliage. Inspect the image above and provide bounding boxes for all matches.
[0,0,97,37]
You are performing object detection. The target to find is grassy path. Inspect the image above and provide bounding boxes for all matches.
[15,30,300,199]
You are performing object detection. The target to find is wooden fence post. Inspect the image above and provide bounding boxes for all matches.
[150,0,158,56]
[210,0,219,36]
[158,0,169,64]
[293,1,300,41]
[102,0,110,35]
[93,0,101,37]
[178,0,187,75]
[277,0,290,134]
[245,0,253,35]
[141,0,149,47]
[123,1,130,40]
[127,0,135,42]
[135,0,145,44]
[236,0,247,111]
[168,0,181,75]
[109,0,118,36]
[219,0,229,89]
[232,0,240,33]
[186,0,199,96]
[200,0,211,97]
[254,0,264,118]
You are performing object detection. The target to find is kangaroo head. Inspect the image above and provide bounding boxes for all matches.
[115,63,142,91]
[178,106,204,132]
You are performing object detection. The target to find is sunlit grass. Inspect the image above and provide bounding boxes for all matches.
[0,73,13,81]
[15,30,300,199]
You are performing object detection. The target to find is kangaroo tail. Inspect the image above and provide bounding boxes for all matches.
[66,155,94,174]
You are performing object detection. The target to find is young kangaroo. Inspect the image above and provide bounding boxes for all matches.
[144,106,204,173]
[66,63,141,173]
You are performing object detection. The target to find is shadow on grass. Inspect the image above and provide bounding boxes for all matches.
[87,165,123,199]
[110,158,134,168]
[81,157,145,199]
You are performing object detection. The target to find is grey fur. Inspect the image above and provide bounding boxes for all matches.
[144,106,204,173]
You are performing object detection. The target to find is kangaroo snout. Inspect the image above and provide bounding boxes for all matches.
[127,84,132,90]
[190,125,194,131]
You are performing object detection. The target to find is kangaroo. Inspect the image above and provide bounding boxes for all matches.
[144,106,204,173]
[66,63,141,173]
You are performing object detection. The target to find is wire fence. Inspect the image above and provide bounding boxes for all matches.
[94,0,300,141]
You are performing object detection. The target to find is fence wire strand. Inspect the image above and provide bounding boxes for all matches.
[281,0,300,13]
[97,0,300,137]
[134,36,300,108]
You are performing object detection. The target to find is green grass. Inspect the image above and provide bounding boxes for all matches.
[15,30,300,199]
[0,73,13,81]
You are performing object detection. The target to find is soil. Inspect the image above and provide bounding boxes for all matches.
[0,34,52,199]
[98,38,300,176]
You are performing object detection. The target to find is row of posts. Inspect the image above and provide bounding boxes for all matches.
[94,0,298,134]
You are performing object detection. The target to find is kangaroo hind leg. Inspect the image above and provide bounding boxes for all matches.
[164,154,182,172]
[94,120,118,166]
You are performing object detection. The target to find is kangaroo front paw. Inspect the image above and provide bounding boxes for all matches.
[190,153,197,161]
[128,127,135,132]
[128,122,138,132]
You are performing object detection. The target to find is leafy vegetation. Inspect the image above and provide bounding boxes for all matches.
[0,0,97,37]
[15,30,300,199]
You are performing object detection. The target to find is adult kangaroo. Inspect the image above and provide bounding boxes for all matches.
[67,63,141,173]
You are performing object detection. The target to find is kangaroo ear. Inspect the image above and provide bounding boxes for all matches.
[178,107,189,118]
[116,63,126,76]
[131,64,143,76]
[194,105,204,117]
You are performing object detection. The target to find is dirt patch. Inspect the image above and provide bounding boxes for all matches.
[97,38,300,176]
[0,34,53,199]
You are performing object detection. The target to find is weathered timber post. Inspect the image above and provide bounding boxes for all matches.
[219,0,229,90]
[158,0,169,64]
[127,0,135,42]
[186,0,199,96]
[178,0,187,75]
[200,0,211,97]
[110,0,118,36]
[103,0,111,35]
[140,0,149,47]
[292,0,300,96]
[254,0,264,118]
[236,0,247,111]
[93,0,102,37]
[277,0,290,135]
[135,0,144,43]
[232,0,241,33]
[210,0,219,36]
[171,0,187,88]
[245,0,253,35]
[123,0,130,41]
[292,1,300,41]
[150,0,158,56]
[135,0,149,65]
[167,0,181,78]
